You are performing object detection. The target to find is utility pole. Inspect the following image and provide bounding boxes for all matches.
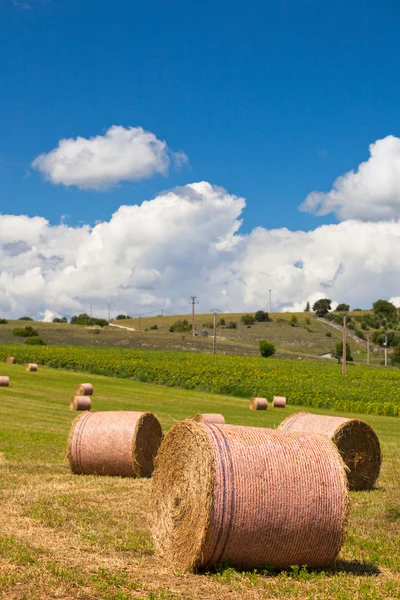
[161,310,164,317]
[106,303,112,322]
[384,335,388,367]
[367,334,370,364]
[342,315,347,375]
[90,304,92,319]
[190,296,197,336]
[138,315,142,332]
[269,289,272,314]
[210,308,222,354]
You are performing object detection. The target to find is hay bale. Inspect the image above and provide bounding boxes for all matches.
[67,411,162,477]
[0,376,9,387]
[75,383,93,396]
[279,412,381,490]
[249,397,268,410]
[70,395,92,411]
[152,420,349,571]
[26,363,38,372]
[273,395,286,408]
[194,413,225,424]
[5,357,15,364]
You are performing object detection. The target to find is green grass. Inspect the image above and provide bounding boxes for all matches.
[0,363,399,598]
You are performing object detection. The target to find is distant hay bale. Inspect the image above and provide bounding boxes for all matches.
[67,411,162,477]
[249,397,268,410]
[70,395,92,411]
[273,395,287,408]
[279,412,381,490]
[5,357,15,364]
[152,420,349,571]
[0,376,9,387]
[75,383,93,396]
[194,413,225,424]
[26,363,38,372]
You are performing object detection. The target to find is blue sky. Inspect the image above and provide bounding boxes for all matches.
[2,0,400,231]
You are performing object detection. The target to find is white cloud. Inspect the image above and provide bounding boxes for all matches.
[300,136,400,220]
[1,181,400,319]
[32,126,187,189]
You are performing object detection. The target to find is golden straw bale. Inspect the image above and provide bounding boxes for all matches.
[194,413,225,424]
[0,376,9,386]
[279,412,381,490]
[70,395,92,411]
[67,411,162,477]
[75,383,93,396]
[26,363,38,372]
[152,420,349,571]
[249,397,268,410]
[273,396,287,408]
[5,357,15,364]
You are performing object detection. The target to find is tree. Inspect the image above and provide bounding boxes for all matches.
[255,310,269,322]
[169,319,191,332]
[116,314,128,320]
[336,303,350,312]
[259,340,276,357]
[304,301,310,312]
[289,314,298,327]
[53,317,67,323]
[390,346,400,366]
[373,300,397,322]
[312,298,332,318]
[332,342,353,364]
[241,314,255,326]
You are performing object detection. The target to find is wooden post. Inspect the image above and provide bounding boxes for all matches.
[213,311,217,354]
[342,315,347,375]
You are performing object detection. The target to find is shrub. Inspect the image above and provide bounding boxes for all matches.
[355,328,365,340]
[255,310,269,322]
[70,313,108,327]
[0,319,8,324]
[202,322,213,328]
[13,326,39,338]
[241,314,255,326]
[116,314,128,320]
[18,316,33,321]
[326,331,332,337]
[289,314,298,327]
[259,340,276,357]
[150,324,158,330]
[277,317,287,324]
[226,321,237,329]
[25,337,46,345]
[361,321,369,330]
[52,317,68,323]
[217,318,226,327]
[305,317,311,325]
[169,319,191,333]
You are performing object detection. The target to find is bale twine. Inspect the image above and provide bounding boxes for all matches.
[5,357,15,364]
[273,395,287,408]
[151,420,349,571]
[279,412,381,490]
[194,413,226,425]
[67,411,162,477]
[0,376,9,387]
[26,363,38,372]
[75,383,93,396]
[249,397,268,410]
[70,395,92,411]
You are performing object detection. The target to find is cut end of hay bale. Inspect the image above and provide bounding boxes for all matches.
[249,397,268,410]
[0,376,9,386]
[75,383,93,396]
[272,395,286,408]
[279,412,382,491]
[67,411,162,477]
[194,413,226,424]
[152,420,349,572]
[70,395,92,411]
[26,363,38,372]
[5,357,15,364]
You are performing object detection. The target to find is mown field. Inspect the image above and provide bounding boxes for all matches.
[0,344,399,416]
[0,363,399,599]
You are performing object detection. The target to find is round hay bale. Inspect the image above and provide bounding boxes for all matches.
[194,413,225,424]
[152,420,349,571]
[249,397,268,410]
[0,376,9,387]
[279,412,381,490]
[70,395,92,411]
[67,411,162,477]
[5,357,15,364]
[26,363,38,372]
[273,395,287,408]
[75,383,93,396]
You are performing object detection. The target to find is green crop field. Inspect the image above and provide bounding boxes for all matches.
[0,363,399,599]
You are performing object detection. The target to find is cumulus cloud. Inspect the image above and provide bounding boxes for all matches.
[32,126,187,189]
[1,181,400,319]
[300,136,400,220]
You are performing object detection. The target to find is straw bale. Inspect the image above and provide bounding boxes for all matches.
[67,411,162,477]
[75,383,93,396]
[26,363,38,372]
[70,395,92,411]
[152,420,349,571]
[194,413,225,424]
[279,412,381,490]
[5,357,15,364]
[273,395,286,408]
[0,376,9,387]
[249,397,268,410]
